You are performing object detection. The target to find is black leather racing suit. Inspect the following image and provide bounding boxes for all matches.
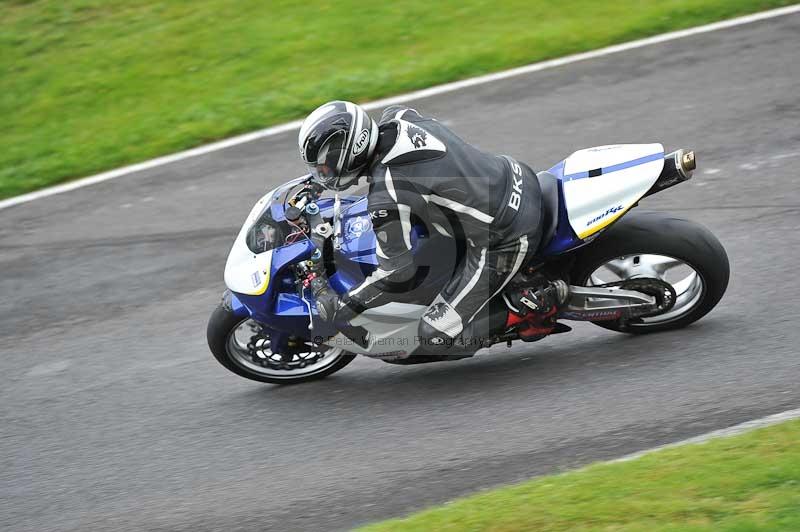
[339,105,543,347]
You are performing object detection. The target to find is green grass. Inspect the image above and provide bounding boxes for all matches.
[1,0,795,199]
[359,419,800,531]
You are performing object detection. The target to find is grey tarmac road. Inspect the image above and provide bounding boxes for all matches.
[2,13,800,532]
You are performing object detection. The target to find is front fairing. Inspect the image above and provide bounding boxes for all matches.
[223,177,359,338]
[223,176,310,297]
[223,177,434,344]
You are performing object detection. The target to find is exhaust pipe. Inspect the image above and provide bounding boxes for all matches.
[644,149,696,197]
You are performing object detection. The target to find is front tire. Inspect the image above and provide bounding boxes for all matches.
[207,302,356,384]
[570,211,729,333]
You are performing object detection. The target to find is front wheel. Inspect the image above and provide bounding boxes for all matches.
[570,212,729,333]
[207,302,356,384]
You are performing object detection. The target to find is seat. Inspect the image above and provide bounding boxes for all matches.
[535,171,560,251]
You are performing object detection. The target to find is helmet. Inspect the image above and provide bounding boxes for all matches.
[298,101,378,191]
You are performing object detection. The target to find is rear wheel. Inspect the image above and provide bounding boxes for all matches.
[571,212,729,333]
[207,302,356,384]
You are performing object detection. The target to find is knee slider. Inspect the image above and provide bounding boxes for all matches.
[418,320,455,353]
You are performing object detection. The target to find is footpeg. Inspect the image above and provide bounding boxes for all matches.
[524,280,570,313]
[504,279,571,341]
[519,295,541,312]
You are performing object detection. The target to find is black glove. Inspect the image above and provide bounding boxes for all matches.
[313,275,368,327]
[315,291,370,349]
[314,287,340,322]
[333,295,365,325]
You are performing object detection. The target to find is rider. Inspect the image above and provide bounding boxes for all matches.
[298,100,566,350]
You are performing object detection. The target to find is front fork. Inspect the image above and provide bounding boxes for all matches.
[225,289,337,353]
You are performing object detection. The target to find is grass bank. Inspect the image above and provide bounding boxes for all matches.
[1,0,795,199]
[359,419,800,531]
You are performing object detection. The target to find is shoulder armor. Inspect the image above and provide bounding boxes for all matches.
[381,119,447,166]
[380,105,424,124]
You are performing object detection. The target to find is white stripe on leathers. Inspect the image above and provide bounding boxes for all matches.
[451,247,488,308]
[469,235,529,322]
[384,167,398,201]
[397,204,413,250]
[348,267,395,297]
[423,194,495,224]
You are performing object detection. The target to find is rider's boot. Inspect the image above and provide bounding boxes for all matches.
[505,280,570,341]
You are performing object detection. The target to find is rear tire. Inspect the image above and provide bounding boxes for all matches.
[570,211,729,333]
[207,301,356,384]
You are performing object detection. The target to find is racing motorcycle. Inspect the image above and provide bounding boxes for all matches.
[207,143,729,384]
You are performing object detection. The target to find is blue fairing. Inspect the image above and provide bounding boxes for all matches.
[328,270,361,295]
[337,197,422,266]
[229,291,249,318]
[539,160,586,256]
[339,198,378,265]
[232,237,337,339]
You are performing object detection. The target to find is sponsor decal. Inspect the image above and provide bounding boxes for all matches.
[508,160,523,211]
[560,309,622,321]
[587,205,624,226]
[369,209,389,220]
[407,124,428,148]
[352,128,370,155]
[345,216,371,239]
[250,270,261,288]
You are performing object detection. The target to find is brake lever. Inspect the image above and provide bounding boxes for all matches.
[300,285,315,331]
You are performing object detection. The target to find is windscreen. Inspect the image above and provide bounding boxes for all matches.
[244,176,311,254]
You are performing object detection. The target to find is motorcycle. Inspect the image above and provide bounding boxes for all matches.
[207,143,729,384]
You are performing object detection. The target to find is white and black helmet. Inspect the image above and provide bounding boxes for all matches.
[298,101,378,191]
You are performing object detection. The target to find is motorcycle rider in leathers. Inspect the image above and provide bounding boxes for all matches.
[298,100,566,351]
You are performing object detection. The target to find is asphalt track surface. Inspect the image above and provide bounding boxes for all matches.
[2,14,799,532]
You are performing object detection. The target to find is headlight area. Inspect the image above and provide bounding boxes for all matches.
[246,219,285,254]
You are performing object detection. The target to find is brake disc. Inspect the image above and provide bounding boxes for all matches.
[246,332,325,371]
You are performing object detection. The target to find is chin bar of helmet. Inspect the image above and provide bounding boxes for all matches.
[644,149,696,197]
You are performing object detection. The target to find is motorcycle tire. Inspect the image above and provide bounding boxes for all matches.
[570,211,729,334]
[207,298,356,384]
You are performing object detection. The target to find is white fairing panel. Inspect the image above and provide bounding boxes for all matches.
[224,191,275,296]
[562,144,664,239]
[323,302,428,359]
[225,176,309,295]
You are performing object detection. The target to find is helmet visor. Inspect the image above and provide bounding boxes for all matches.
[307,130,346,187]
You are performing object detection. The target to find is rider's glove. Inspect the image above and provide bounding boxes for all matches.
[314,287,340,322]
[313,280,366,326]
[320,293,370,349]
[333,295,364,325]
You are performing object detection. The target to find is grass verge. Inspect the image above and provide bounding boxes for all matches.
[358,419,800,531]
[1,0,795,199]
